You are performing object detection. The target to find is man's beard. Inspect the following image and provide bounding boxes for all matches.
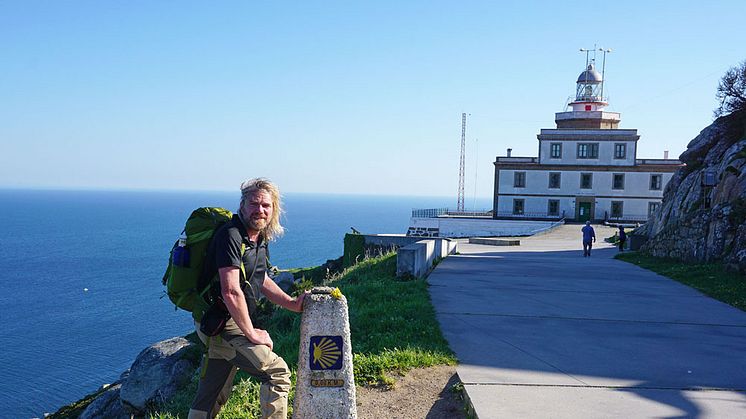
[248,217,268,231]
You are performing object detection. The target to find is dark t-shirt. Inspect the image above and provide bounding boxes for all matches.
[203,214,269,319]
[581,225,595,242]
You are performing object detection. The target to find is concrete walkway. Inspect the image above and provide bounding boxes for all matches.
[428,224,746,418]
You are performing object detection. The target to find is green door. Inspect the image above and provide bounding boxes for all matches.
[578,202,592,222]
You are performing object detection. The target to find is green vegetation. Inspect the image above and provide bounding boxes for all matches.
[343,233,365,267]
[48,387,109,418]
[151,253,455,418]
[604,229,628,249]
[714,59,746,117]
[616,252,746,311]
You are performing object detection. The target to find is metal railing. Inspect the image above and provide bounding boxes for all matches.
[411,208,492,218]
[412,208,570,220]
[635,158,683,165]
[411,208,448,218]
[605,212,650,223]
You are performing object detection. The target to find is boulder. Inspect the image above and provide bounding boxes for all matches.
[119,337,199,414]
[79,383,129,419]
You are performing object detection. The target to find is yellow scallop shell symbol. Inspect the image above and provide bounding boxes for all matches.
[312,337,342,369]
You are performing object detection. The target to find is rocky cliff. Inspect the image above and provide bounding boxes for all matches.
[638,110,746,271]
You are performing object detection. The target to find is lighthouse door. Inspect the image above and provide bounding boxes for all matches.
[578,202,592,222]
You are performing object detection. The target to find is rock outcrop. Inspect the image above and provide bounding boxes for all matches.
[638,110,746,271]
[79,381,128,419]
[80,337,201,417]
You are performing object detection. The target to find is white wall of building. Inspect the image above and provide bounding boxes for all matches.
[499,169,672,197]
[495,195,662,221]
[538,139,638,166]
[496,169,674,220]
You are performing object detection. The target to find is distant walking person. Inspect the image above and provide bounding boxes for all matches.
[618,226,627,252]
[581,221,596,257]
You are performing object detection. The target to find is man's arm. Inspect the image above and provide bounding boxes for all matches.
[262,273,305,312]
[219,267,273,348]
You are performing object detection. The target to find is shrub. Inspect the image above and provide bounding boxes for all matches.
[714,59,746,117]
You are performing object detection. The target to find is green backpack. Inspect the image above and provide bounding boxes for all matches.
[162,207,233,319]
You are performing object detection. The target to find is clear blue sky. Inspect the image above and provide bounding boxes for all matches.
[1,1,744,202]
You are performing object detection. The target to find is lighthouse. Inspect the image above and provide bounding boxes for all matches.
[491,52,683,223]
[555,60,621,129]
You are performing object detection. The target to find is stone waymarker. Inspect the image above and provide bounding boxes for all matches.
[294,287,357,419]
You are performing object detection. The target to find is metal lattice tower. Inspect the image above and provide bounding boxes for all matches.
[457,113,466,212]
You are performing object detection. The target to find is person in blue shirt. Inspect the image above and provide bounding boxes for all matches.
[581,221,596,257]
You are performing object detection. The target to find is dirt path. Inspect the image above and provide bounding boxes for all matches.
[355,365,465,419]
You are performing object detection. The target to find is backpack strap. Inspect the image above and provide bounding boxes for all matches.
[239,243,247,282]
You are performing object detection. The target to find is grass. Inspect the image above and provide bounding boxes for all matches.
[48,386,109,418]
[149,252,456,418]
[615,252,746,311]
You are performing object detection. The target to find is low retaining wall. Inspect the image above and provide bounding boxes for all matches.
[396,238,458,278]
[408,218,564,238]
[468,238,520,246]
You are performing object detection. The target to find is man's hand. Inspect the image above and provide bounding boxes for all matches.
[248,328,274,350]
[287,292,308,313]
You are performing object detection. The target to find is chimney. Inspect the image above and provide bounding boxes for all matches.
[664,150,669,159]
[507,148,512,157]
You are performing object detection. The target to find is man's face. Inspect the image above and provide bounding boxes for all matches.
[242,190,273,232]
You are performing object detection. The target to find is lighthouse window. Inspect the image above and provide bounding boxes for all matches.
[577,143,599,159]
[580,173,593,189]
[513,199,525,215]
[514,172,526,188]
[548,200,560,216]
[650,174,663,190]
[613,174,625,190]
[548,172,561,189]
[614,143,627,159]
[648,202,661,217]
[550,143,562,158]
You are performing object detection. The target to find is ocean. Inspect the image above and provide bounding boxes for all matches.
[0,189,490,418]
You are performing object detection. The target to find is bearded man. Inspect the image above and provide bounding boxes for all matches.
[189,178,305,419]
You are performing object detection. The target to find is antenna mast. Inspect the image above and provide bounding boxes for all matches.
[457,113,466,212]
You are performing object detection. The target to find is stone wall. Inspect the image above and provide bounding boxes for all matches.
[638,110,746,271]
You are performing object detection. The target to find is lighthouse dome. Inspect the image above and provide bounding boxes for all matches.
[577,64,603,83]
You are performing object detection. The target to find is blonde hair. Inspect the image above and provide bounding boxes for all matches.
[238,178,284,240]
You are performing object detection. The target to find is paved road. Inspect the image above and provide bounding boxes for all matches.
[429,225,746,418]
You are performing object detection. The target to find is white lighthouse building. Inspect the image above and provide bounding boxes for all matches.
[492,59,683,223]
